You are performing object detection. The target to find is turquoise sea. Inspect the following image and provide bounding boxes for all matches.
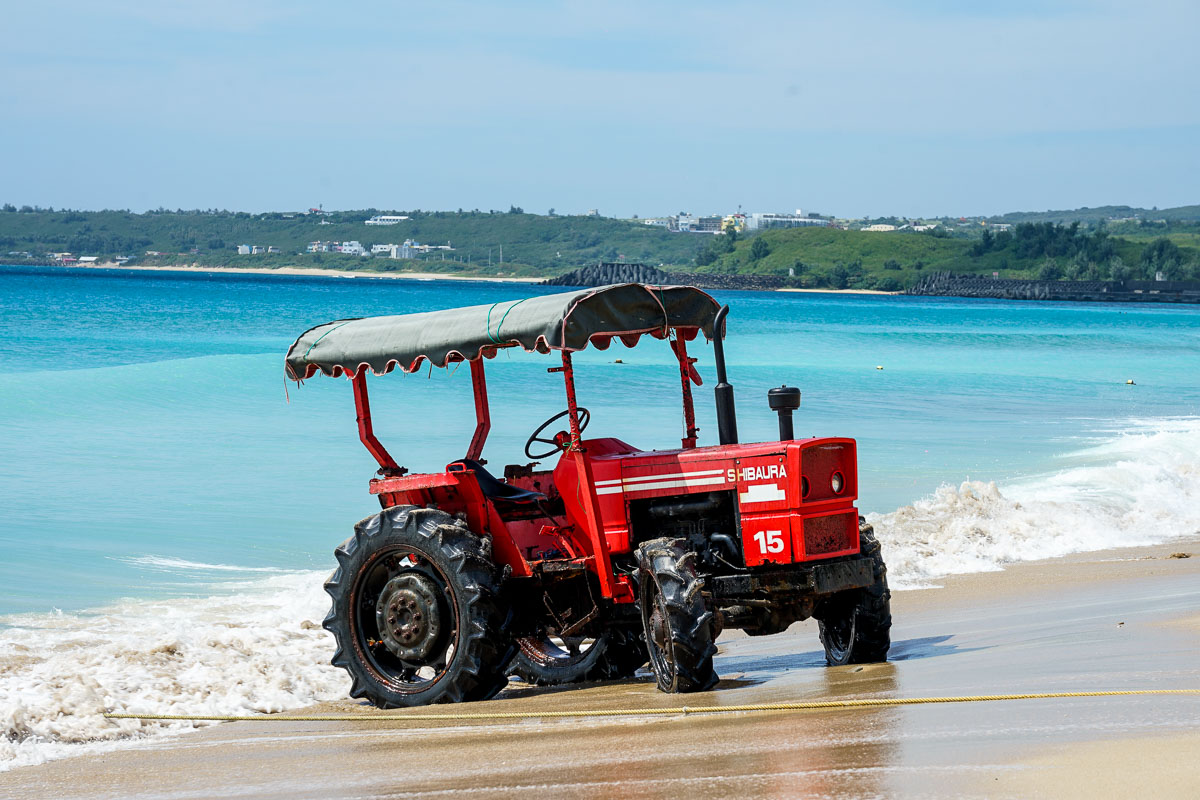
[2,265,1199,768]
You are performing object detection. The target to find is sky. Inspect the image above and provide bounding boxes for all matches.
[2,0,1197,218]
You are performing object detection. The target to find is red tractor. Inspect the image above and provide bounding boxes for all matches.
[286,283,890,707]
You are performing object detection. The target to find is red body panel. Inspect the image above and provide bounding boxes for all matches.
[371,435,859,600]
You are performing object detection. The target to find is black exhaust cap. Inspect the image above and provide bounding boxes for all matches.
[768,385,801,440]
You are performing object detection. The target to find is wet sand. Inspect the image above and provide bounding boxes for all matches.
[2,539,1197,799]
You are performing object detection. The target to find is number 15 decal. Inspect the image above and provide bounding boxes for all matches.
[753,530,785,554]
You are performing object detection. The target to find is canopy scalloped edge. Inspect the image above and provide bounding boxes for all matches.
[285,283,722,382]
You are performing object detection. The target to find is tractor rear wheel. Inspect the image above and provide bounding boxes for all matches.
[817,521,892,666]
[508,626,647,685]
[323,506,515,707]
[636,538,718,693]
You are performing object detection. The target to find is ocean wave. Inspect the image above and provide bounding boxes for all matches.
[0,571,347,772]
[871,417,1200,588]
[3,418,1199,772]
[115,555,292,574]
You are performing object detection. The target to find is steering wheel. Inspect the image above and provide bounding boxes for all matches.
[525,408,590,460]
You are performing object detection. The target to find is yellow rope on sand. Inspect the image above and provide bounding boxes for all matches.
[104,689,1200,724]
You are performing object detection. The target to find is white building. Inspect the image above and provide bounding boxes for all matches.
[251,245,267,254]
[371,244,396,255]
[307,241,334,252]
[267,246,281,253]
[365,215,410,226]
[862,224,897,232]
[745,211,829,231]
[237,245,252,255]
[335,241,367,256]
[643,218,670,227]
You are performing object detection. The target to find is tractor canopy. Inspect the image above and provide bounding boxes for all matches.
[285,282,722,381]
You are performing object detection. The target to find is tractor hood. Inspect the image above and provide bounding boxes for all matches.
[286,283,722,381]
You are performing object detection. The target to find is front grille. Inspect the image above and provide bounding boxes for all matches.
[802,512,856,556]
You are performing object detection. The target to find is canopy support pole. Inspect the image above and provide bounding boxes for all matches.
[353,370,402,474]
[466,359,491,461]
[672,337,700,449]
[560,351,617,599]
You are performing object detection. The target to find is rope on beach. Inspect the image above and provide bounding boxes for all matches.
[104,689,1200,724]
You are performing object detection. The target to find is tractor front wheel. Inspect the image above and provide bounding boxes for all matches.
[636,538,718,693]
[323,506,515,707]
[817,521,892,666]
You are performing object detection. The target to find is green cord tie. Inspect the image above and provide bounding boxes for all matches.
[487,298,528,344]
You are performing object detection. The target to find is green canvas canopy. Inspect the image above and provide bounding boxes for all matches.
[285,283,722,381]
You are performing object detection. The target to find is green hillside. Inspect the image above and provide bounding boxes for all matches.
[0,208,704,275]
[694,225,1198,290]
[988,204,1200,225]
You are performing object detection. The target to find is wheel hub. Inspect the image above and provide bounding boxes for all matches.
[375,573,443,661]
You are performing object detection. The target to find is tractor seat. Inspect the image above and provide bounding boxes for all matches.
[449,459,546,504]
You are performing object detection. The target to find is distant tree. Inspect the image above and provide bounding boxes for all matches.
[19,205,33,213]
[829,264,849,289]
[911,260,925,270]
[749,237,770,260]
[791,259,807,275]
[1037,257,1062,281]
[882,258,901,270]
[1,203,14,212]
[970,229,995,256]
[547,208,556,216]
[1140,237,1183,278]
[508,205,524,214]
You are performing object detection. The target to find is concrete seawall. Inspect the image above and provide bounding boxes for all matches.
[907,272,1200,304]
[542,263,788,291]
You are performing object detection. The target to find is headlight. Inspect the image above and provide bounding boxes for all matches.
[831,472,844,494]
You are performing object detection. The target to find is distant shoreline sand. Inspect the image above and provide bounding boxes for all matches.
[6,262,901,294]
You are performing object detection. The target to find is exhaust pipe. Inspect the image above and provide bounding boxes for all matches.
[712,305,738,445]
[768,386,801,440]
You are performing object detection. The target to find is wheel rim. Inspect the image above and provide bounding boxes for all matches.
[642,582,676,687]
[823,606,856,664]
[350,546,459,694]
[517,633,601,668]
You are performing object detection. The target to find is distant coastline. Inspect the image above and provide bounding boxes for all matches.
[2,262,898,293]
[3,262,543,284]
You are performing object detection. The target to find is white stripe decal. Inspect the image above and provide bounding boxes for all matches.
[739,483,787,504]
[596,475,729,496]
[594,469,726,488]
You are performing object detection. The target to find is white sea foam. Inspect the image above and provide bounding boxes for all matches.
[3,418,1199,772]
[870,417,1200,588]
[115,555,291,574]
[0,570,348,772]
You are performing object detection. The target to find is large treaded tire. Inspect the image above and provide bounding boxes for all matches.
[817,521,892,666]
[508,626,648,686]
[323,505,515,707]
[636,538,718,693]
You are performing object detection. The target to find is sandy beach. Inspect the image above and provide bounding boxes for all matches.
[2,538,1196,799]
[77,263,545,283]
